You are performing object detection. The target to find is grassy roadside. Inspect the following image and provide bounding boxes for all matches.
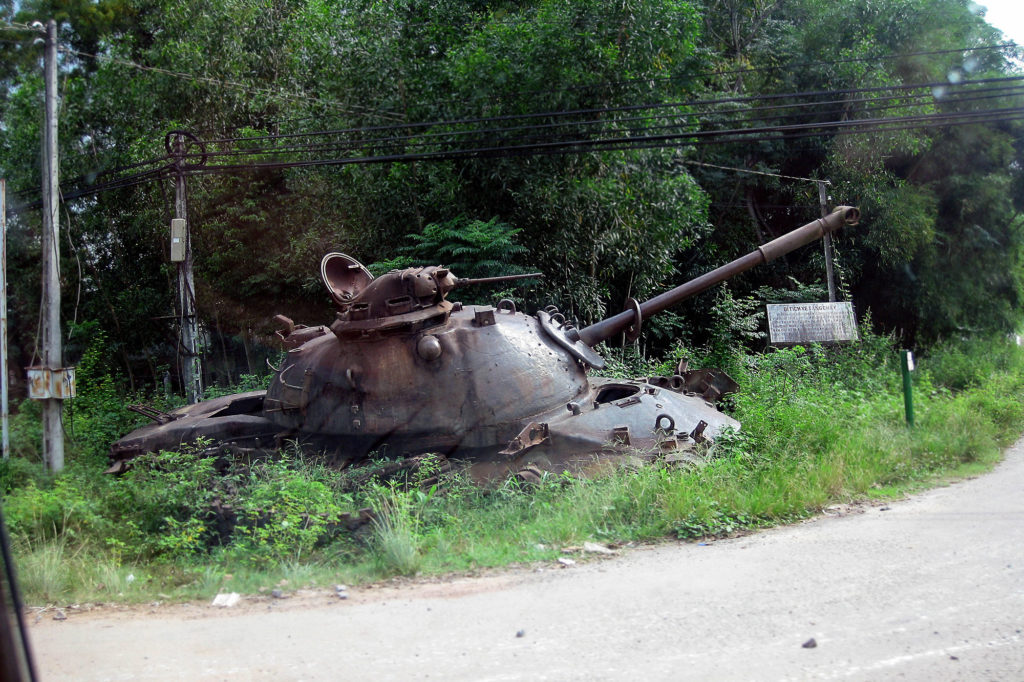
[3,332,1023,606]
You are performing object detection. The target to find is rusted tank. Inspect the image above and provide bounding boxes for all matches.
[110,206,860,481]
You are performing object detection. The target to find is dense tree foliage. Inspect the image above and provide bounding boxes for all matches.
[1,0,1021,391]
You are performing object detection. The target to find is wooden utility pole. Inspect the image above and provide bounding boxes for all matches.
[818,180,837,302]
[40,19,65,471]
[1,178,8,461]
[171,134,203,403]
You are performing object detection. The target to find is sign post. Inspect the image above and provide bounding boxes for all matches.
[901,350,915,427]
[818,181,837,302]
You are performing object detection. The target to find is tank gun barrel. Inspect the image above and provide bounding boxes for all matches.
[577,206,860,347]
[455,272,543,287]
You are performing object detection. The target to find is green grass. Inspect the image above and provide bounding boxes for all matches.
[4,331,1024,605]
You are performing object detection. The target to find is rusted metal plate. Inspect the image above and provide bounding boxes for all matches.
[27,368,47,399]
[54,368,76,398]
[26,367,76,399]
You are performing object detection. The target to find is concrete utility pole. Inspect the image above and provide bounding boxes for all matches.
[171,133,203,403]
[1,178,8,461]
[40,19,64,470]
[818,180,837,302]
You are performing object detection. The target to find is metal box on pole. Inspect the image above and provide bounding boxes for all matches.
[170,218,186,262]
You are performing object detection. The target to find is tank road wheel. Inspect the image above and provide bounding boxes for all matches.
[513,465,545,486]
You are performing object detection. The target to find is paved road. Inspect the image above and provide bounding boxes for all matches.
[28,440,1024,681]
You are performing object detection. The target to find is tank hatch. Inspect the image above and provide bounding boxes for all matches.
[325,257,457,339]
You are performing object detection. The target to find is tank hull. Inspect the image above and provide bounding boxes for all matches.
[109,376,738,481]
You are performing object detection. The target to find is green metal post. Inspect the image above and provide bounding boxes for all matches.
[901,350,915,427]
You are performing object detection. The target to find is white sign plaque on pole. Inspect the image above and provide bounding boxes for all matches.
[767,302,859,345]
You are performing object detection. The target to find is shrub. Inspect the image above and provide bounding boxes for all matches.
[64,323,145,464]
[923,334,1022,392]
[228,456,345,566]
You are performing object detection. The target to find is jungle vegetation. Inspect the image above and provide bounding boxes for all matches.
[0,0,1021,391]
[1,1,1024,602]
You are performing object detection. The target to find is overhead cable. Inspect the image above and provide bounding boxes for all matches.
[185,85,1024,162]
[9,84,1022,209]
[198,74,1024,147]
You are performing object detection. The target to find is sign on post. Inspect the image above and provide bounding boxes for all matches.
[901,350,915,426]
[26,367,77,400]
[766,302,858,345]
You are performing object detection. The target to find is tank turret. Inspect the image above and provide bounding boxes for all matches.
[264,258,582,457]
[110,207,860,481]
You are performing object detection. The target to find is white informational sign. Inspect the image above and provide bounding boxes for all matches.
[766,302,859,345]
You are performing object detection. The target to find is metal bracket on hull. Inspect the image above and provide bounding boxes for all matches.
[537,309,605,369]
[500,421,550,457]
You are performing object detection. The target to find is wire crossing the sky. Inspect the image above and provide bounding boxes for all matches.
[6,71,1023,210]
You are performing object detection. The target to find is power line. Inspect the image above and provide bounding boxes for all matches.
[186,85,1024,163]
[11,165,171,210]
[178,107,1024,176]
[12,105,1019,213]
[176,78,1024,170]
[36,102,1024,204]
[15,79,1003,183]
[9,79,1022,210]
[684,161,825,184]
[196,74,1024,150]
[8,154,174,200]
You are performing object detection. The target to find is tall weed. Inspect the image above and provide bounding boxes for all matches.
[366,483,423,575]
